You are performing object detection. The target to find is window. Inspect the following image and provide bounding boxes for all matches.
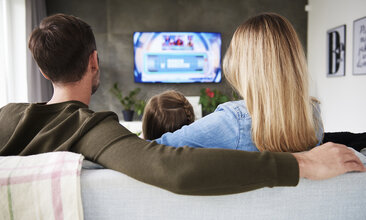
[0,0,27,107]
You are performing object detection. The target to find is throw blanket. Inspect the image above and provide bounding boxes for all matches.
[0,152,84,220]
[323,132,366,152]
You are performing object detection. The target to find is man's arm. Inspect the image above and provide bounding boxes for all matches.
[73,116,298,195]
[95,139,299,195]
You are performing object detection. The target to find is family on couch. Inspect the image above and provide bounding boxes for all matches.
[0,13,364,196]
[144,13,323,153]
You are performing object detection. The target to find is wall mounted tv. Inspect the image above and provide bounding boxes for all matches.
[133,32,222,83]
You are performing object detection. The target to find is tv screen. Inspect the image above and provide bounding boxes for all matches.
[133,32,222,83]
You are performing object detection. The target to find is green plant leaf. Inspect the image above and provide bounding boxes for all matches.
[110,84,141,111]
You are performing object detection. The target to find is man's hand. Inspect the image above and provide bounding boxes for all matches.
[293,142,366,180]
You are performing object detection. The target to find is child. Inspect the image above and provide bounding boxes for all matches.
[142,90,195,140]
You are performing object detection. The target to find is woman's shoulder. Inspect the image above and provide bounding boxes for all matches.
[310,97,324,145]
[215,100,250,119]
[310,98,321,112]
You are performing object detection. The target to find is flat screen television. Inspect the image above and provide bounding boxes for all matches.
[133,32,222,83]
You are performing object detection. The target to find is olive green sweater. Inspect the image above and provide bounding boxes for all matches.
[0,101,299,195]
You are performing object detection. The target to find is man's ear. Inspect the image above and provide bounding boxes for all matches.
[89,50,99,71]
[39,69,50,80]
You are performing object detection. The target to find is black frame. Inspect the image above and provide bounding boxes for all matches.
[326,25,346,77]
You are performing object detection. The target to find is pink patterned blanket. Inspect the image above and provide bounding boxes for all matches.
[0,152,84,220]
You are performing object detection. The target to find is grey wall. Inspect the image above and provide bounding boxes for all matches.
[46,0,308,119]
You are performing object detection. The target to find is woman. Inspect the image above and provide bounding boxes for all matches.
[155,13,323,152]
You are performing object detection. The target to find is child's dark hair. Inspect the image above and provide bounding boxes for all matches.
[142,90,195,140]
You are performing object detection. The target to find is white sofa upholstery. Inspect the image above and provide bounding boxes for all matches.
[80,151,366,220]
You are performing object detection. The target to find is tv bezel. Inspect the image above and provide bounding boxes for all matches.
[133,31,222,84]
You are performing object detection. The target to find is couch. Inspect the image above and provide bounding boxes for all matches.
[80,150,366,220]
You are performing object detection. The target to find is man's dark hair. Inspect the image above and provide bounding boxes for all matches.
[28,14,96,83]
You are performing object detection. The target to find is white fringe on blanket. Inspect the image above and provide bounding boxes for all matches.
[0,152,84,220]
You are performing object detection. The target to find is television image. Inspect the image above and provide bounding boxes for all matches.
[133,32,222,83]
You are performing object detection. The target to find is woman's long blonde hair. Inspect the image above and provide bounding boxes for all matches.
[223,13,321,152]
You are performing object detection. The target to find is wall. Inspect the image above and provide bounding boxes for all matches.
[308,0,366,132]
[46,0,308,119]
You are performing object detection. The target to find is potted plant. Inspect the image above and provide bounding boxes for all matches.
[199,88,229,116]
[134,99,146,121]
[110,83,141,121]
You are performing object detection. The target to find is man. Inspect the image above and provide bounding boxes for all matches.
[0,14,364,195]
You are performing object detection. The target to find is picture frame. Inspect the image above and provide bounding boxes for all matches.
[326,25,346,77]
[353,16,366,75]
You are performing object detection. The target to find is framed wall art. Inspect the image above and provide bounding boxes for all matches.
[327,25,346,77]
[353,16,366,75]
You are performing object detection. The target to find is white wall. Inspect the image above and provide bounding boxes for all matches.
[308,0,366,132]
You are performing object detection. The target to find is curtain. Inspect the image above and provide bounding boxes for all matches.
[0,0,28,107]
[26,0,53,102]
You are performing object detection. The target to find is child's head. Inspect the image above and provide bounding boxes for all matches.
[142,90,195,140]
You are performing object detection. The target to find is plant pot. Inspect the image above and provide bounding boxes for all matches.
[122,110,134,121]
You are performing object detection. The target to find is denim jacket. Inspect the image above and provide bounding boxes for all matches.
[155,100,323,151]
